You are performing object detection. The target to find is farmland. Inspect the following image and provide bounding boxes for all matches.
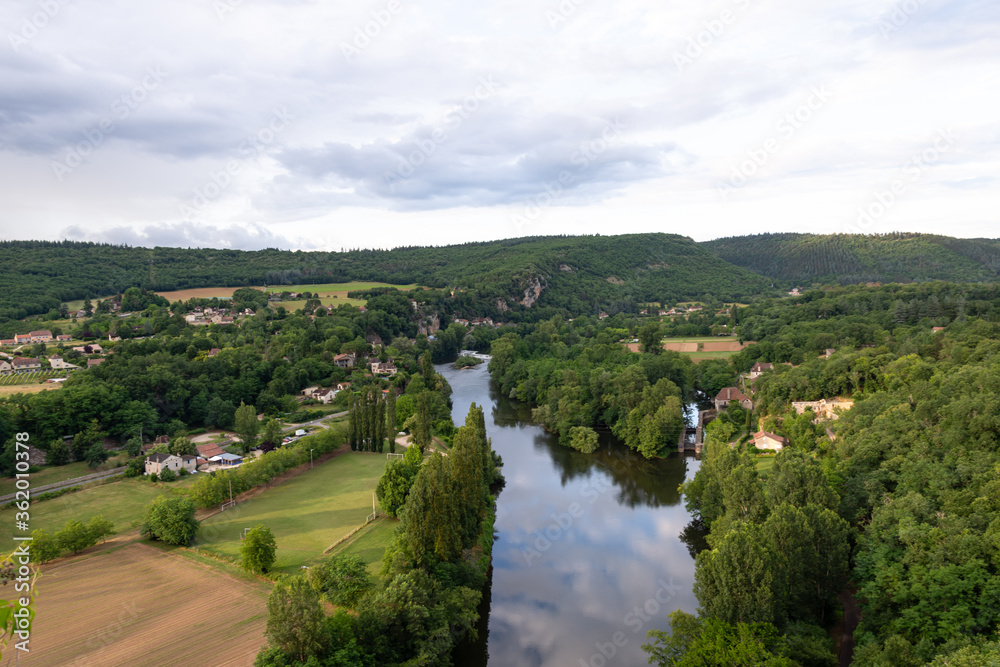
[0,383,59,396]
[195,452,389,573]
[154,286,262,301]
[24,543,269,667]
[0,457,128,497]
[0,370,65,386]
[625,336,751,362]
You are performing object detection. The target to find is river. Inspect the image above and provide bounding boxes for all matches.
[439,361,701,667]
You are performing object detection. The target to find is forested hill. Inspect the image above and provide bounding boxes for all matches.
[0,234,772,320]
[701,232,1000,286]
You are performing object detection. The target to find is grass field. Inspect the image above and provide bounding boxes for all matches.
[155,286,260,301]
[755,456,777,474]
[329,516,400,575]
[25,542,269,667]
[195,452,388,573]
[0,457,128,496]
[0,477,197,552]
[264,281,417,295]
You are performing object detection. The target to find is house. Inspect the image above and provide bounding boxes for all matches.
[792,399,854,422]
[196,443,226,460]
[788,288,801,296]
[56,334,72,342]
[212,315,235,325]
[715,387,753,411]
[932,327,946,332]
[0,339,14,346]
[208,348,221,357]
[87,358,104,368]
[753,431,788,451]
[13,334,31,345]
[334,353,356,368]
[312,389,337,404]
[302,386,320,397]
[749,362,774,380]
[0,361,11,376]
[73,344,103,354]
[48,355,79,371]
[144,453,197,475]
[598,312,609,320]
[209,452,243,467]
[370,360,397,376]
[824,348,836,359]
[29,330,52,342]
[11,358,41,373]
[336,382,351,392]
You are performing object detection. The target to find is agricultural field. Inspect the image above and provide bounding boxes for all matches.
[0,370,65,386]
[24,542,269,667]
[195,452,389,574]
[0,384,59,396]
[268,281,418,310]
[0,476,198,552]
[154,286,261,301]
[0,457,128,497]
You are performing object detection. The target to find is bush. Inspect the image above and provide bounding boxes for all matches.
[84,443,110,468]
[307,554,372,608]
[28,529,62,563]
[158,468,177,482]
[143,495,199,546]
[124,458,145,478]
[149,472,158,482]
[178,467,190,477]
[241,524,277,574]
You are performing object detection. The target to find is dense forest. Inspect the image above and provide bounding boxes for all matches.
[703,232,1000,286]
[0,235,773,322]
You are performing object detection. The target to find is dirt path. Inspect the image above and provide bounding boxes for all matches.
[838,587,861,667]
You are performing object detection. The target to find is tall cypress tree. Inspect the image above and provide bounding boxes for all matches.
[386,390,397,453]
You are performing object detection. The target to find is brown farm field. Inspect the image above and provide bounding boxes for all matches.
[155,286,262,301]
[25,543,268,667]
[0,384,59,396]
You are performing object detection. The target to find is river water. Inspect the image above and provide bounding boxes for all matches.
[439,362,700,667]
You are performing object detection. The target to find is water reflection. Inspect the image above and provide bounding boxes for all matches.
[441,363,700,667]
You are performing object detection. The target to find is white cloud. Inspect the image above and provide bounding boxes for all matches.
[0,0,996,248]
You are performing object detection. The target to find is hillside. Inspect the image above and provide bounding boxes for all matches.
[0,234,773,320]
[701,233,1000,286]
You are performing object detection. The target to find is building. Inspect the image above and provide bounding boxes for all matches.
[749,362,774,380]
[196,443,226,460]
[792,399,854,421]
[370,360,397,376]
[29,330,52,342]
[208,348,221,357]
[334,353,356,368]
[144,453,197,476]
[0,339,14,347]
[753,431,788,451]
[13,334,31,345]
[0,361,11,376]
[48,355,79,371]
[312,389,337,404]
[11,358,41,373]
[824,348,836,359]
[209,452,243,467]
[336,382,351,392]
[87,358,104,368]
[715,387,753,411]
[56,334,72,342]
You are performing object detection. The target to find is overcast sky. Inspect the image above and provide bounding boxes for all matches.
[0,0,997,250]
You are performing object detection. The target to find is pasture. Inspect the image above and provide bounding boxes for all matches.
[329,516,400,575]
[154,286,261,301]
[24,543,268,667]
[0,476,198,552]
[0,383,59,396]
[195,452,388,573]
[0,457,128,497]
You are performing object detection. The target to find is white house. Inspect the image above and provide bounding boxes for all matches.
[145,453,197,475]
[753,431,788,451]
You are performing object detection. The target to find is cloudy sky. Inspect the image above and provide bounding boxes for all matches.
[1,0,997,250]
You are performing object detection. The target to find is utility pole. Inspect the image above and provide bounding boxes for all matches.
[310,449,314,469]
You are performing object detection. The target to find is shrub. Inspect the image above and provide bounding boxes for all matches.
[124,458,144,478]
[148,472,158,482]
[240,524,277,574]
[28,529,62,563]
[143,496,199,546]
[177,467,190,477]
[158,468,177,483]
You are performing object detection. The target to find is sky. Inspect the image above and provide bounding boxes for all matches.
[0,0,997,251]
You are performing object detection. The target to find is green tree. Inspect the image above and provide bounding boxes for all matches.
[28,529,62,563]
[403,453,461,566]
[261,419,282,449]
[84,442,109,468]
[643,610,796,667]
[376,449,421,518]
[566,426,599,453]
[158,467,177,482]
[241,524,277,574]
[57,519,98,554]
[264,575,327,662]
[47,439,70,466]
[639,321,663,354]
[694,523,777,626]
[87,515,116,543]
[124,436,143,457]
[234,401,260,450]
[307,554,372,608]
[168,436,195,457]
[143,495,199,546]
